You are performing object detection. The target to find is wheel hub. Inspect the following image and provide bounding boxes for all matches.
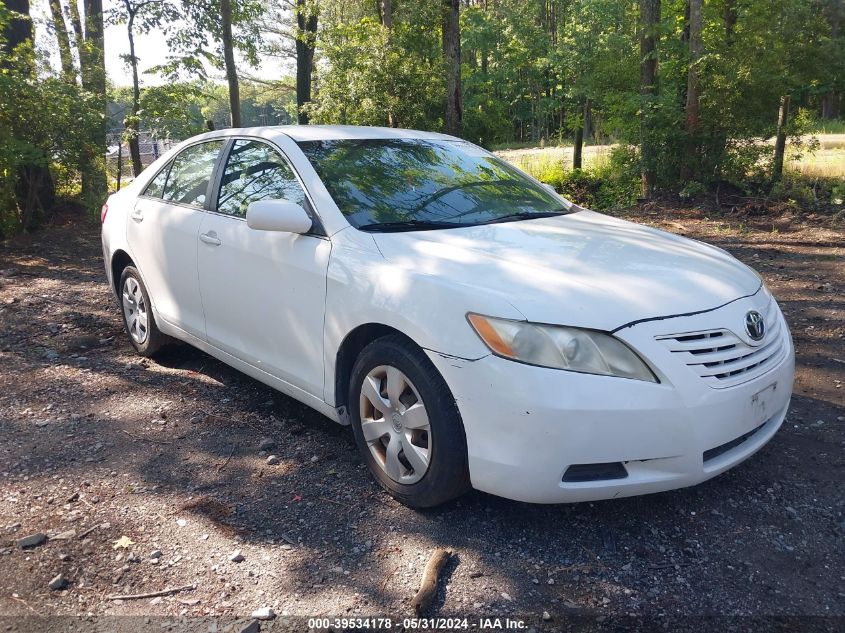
[391,412,403,432]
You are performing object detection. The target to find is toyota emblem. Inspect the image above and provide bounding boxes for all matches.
[744,311,766,341]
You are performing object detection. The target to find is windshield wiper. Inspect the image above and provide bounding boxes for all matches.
[474,210,569,225]
[356,219,465,232]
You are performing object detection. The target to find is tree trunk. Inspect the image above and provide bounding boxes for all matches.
[639,0,661,199]
[381,0,392,28]
[573,122,584,170]
[681,0,702,182]
[67,0,84,59]
[821,93,841,119]
[772,94,790,182]
[381,0,397,127]
[723,0,737,46]
[821,2,842,119]
[295,0,318,125]
[48,0,75,79]
[442,0,462,136]
[81,0,108,213]
[116,140,123,192]
[126,9,143,177]
[219,0,241,127]
[583,98,592,141]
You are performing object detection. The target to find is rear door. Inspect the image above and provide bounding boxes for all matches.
[197,138,331,397]
[127,140,224,339]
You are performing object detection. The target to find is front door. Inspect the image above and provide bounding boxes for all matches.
[197,139,331,397]
[126,140,224,339]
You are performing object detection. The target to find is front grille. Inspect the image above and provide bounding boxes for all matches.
[656,301,786,388]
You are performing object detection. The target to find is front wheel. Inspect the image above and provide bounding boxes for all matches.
[349,335,470,508]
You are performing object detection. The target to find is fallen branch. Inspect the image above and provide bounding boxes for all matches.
[78,523,101,540]
[106,584,196,601]
[10,594,38,614]
[648,561,695,571]
[381,564,400,592]
[217,443,238,473]
[411,548,452,615]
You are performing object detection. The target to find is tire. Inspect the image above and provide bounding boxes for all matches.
[118,265,169,357]
[349,334,471,508]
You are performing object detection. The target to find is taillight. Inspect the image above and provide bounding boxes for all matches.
[101,203,109,223]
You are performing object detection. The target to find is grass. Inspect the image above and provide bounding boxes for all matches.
[494,143,614,175]
[788,146,845,179]
[808,120,845,135]
[497,137,845,182]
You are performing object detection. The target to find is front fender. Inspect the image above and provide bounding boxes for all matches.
[322,228,521,405]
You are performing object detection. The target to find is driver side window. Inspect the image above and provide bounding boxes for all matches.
[217,140,308,218]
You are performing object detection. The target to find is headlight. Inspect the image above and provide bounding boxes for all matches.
[467,313,658,382]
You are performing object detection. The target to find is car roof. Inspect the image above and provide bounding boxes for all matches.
[220,125,460,143]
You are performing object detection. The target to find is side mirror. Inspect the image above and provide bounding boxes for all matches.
[246,199,312,234]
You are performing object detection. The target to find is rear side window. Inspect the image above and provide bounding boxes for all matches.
[216,140,307,218]
[162,140,224,207]
[143,162,171,199]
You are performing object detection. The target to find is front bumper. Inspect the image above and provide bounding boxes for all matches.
[426,292,795,504]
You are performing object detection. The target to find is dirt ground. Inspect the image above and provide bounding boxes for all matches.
[0,208,842,631]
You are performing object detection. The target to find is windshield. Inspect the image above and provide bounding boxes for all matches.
[297,138,572,230]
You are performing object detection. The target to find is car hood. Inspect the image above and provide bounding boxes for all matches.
[371,210,761,332]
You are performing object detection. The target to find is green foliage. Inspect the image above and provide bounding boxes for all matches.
[0,5,104,236]
[305,17,443,128]
[154,0,264,80]
[769,172,845,211]
[4,0,844,238]
[511,145,640,211]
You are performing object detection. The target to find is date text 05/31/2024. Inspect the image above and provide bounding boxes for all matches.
[306,617,529,630]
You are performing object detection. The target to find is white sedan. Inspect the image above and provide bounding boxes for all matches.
[101,126,795,507]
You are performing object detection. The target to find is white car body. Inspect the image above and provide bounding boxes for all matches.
[101,125,795,504]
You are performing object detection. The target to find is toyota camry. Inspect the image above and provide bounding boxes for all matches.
[101,126,795,507]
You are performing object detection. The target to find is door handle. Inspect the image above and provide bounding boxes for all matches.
[199,232,222,246]
[130,209,144,222]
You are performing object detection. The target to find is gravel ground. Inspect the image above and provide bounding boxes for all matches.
[0,210,842,632]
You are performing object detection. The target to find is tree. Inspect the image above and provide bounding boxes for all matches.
[2,0,56,227]
[639,0,660,198]
[772,94,790,181]
[157,1,262,128]
[441,0,461,136]
[66,0,84,59]
[80,0,108,209]
[380,0,392,28]
[220,0,241,126]
[295,0,318,124]
[820,0,843,119]
[681,0,701,181]
[109,0,174,176]
[47,0,75,79]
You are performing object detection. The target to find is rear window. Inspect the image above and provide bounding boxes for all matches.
[162,140,224,207]
[143,162,171,199]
